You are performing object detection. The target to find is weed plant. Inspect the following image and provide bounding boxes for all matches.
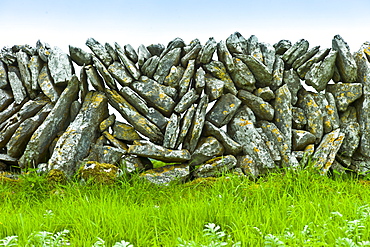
[1,165,370,246]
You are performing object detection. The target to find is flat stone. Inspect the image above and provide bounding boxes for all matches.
[140,164,189,185]
[332,35,357,82]
[260,42,275,73]
[226,32,248,55]
[28,56,42,91]
[105,89,163,143]
[102,131,128,151]
[123,44,138,63]
[84,65,105,91]
[115,43,141,80]
[0,154,18,164]
[19,75,80,168]
[292,129,316,151]
[236,54,272,87]
[203,61,237,95]
[238,90,274,121]
[86,38,112,67]
[230,57,256,92]
[292,46,320,70]
[189,136,224,166]
[153,48,181,84]
[254,87,275,101]
[16,51,37,99]
[217,40,235,73]
[273,84,292,150]
[195,67,205,94]
[174,88,199,113]
[119,86,149,115]
[270,56,284,91]
[176,105,196,149]
[178,60,195,99]
[163,113,180,149]
[339,122,360,157]
[183,95,208,152]
[326,82,363,111]
[113,121,141,142]
[305,50,337,92]
[282,39,309,67]
[193,155,237,178]
[203,121,242,155]
[99,114,116,132]
[145,107,169,132]
[48,91,109,176]
[120,154,152,174]
[92,56,117,90]
[0,89,13,112]
[141,56,159,78]
[274,40,292,55]
[0,61,8,89]
[69,45,92,66]
[313,128,345,174]
[283,69,301,105]
[0,100,26,125]
[163,66,184,88]
[231,105,256,124]
[206,93,242,127]
[181,43,201,68]
[292,106,307,129]
[87,145,126,165]
[48,47,73,86]
[128,140,191,163]
[108,61,134,87]
[296,48,330,79]
[204,75,224,101]
[8,66,27,104]
[147,44,165,57]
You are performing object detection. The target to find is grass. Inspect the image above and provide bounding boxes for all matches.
[1,166,370,246]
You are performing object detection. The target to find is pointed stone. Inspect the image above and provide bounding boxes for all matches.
[193,155,237,178]
[231,105,256,124]
[189,137,224,166]
[283,69,301,105]
[326,82,363,111]
[217,40,235,73]
[296,48,330,79]
[141,56,159,78]
[273,84,292,150]
[204,75,224,101]
[28,55,42,91]
[292,46,320,70]
[108,61,133,87]
[123,44,138,63]
[238,90,274,121]
[99,114,116,132]
[145,107,169,132]
[292,106,307,129]
[147,43,165,57]
[0,61,8,89]
[86,38,112,67]
[292,129,316,151]
[8,66,27,104]
[38,64,60,103]
[116,43,141,80]
[178,60,195,99]
[203,61,237,95]
[105,43,118,62]
[226,32,248,55]
[36,40,51,62]
[274,40,292,55]
[247,35,263,62]
[206,93,242,127]
[194,67,205,94]
[260,42,275,73]
[282,39,309,67]
[163,113,180,149]
[270,56,284,91]
[79,66,89,101]
[84,65,105,91]
[69,45,92,66]
[19,75,80,168]
[48,47,73,86]
[113,121,141,142]
[92,56,117,90]
[16,51,37,99]
[0,89,13,112]
[137,44,151,68]
[174,88,199,113]
[160,37,185,59]
[181,43,201,67]
[332,35,357,82]
[176,105,196,149]
[153,48,181,84]
[354,42,370,84]
[230,57,256,92]
[163,66,184,88]
[197,37,217,64]
[236,54,272,87]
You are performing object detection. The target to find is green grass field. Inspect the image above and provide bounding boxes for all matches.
[1,166,370,246]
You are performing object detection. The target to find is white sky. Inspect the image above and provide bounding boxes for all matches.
[1,0,369,54]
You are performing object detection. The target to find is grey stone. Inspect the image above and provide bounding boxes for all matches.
[247,35,263,62]
[116,43,141,80]
[141,56,159,78]
[226,32,248,55]
[292,46,320,70]
[138,44,151,68]
[105,43,118,62]
[237,154,267,177]
[84,65,105,91]
[217,40,235,73]
[119,86,149,115]
[174,88,199,113]
[0,89,13,112]
[99,114,116,132]
[105,89,163,143]
[147,44,165,57]
[0,100,26,124]
[128,140,191,163]
[163,113,180,149]
[236,54,272,87]
[8,66,27,104]
[292,106,307,129]
[238,90,274,121]
[305,50,337,92]
[354,42,370,84]
[0,61,8,89]
[282,39,309,67]
[38,64,60,103]
[183,95,208,152]
[160,37,185,59]
[140,75,177,100]
[0,154,18,164]
[231,105,256,124]
[120,154,152,174]
[28,55,42,91]
[181,43,201,67]
[204,75,224,101]
[108,61,134,87]
[79,66,89,101]
[197,37,217,64]
[292,129,316,151]
[113,121,141,142]
[70,100,81,122]
[257,128,281,162]
[203,121,242,155]
[340,106,357,125]
[193,155,237,178]
[324,92,340,132]
[19,75,80,168]
[273,84,292,150]
[195,67,205,94]
[92,56,117,90]
[140,164,189,185]
[36,40,51,62]
[145,107,169,132]
[332,65,341,82]
[86,38,112,67]
[178,60,195,99]
[189,136,224,166]
[47,47,73,86]
[123,44,138,63]
[260,42,275,73]
[176,105,196,149]
[153,48,181,83]
[274,40,292,55]
[69,45,92,66]
[230,57,256,92]
[16,51,37,99]
[87,145,126,165]
[163,66,184,88]
[254,87,275,101]
[326,82,363,111]
[283,69,301,105]
[206,93,242,127]
[203,61,237,95]
[270,56,284,91]
[332,35,357,82]
[313,128,345,174]
[339,122,360,157]
[296,48,330,79]
[102,131,129,151]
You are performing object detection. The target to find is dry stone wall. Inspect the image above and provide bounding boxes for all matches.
[1,33,370,184]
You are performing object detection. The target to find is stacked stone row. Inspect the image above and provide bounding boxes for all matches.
[0,33,370,183]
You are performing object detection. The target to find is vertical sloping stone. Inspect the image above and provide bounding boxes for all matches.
[292,106,306,130]
[69,45,92,66]
[296,48,330,79]
[174,88,199,114]
[197,37,217,64]
[292,46,320,70]
[163,113,180,149]
[282,39,309,67]
[124,44,138,63]
[247,35,263,62]
[113,121,141,142]
[181,43,201,68]
[163,66,184,88]
[141,56,160,78]
[204,75,224,101]
[48,47,73,86]
[84,65,105,92]
[238,90,274,121]
[86,38,112,67]
[332,35,357,82]
[274,40,292,55]
[203,61,237,95]
[194,67,205,94]
[16,51,37,99]
[230,57,256,92]
[270,56,284,91]
[8,66,27,104]
[116,43,141,80]
[273,84,292,150]
[38,64,60,103]
[108,61,134,87]
[176,105,196,149]
[178,60,195,99]
[153,48,181,84]
[92,56,117,90]
[283,69,301,105]
[28,55,42,91]
[260,42,275,73]
[236,54,272,87]
[137,44,151,68]
[206,93,242,127]
[217,40,235,73]
[147,43,164,57]
[226,32,248,55]
[0,61,8,89]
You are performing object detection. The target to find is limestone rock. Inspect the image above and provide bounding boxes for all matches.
[176,105,196,149]
[141,56,159,78]
[0,89,13,112]
[282,39,309,67]
[84,65,105,92]
[238,90,274,121]
[113,121,141,142]
[181,43,201,67]
[78,161,120,184]
[193,155,237,178]
[260,42,276,73]
[8,66,27,104]
[36,40,51,62]
[231,105,256,124]
[292,46,320,70]
[16,51,36,99]
[193,67,205,94]
[254,87,275,101]
[274,40,292,55]
[0,100,26,125]
[236,54,272,87]
[28,56,42,91]
[108,62,133,87]
[354,42,370,84]
[163,113,180,149]
[163,66,184,88]
[160,37,185,59]
[116,43,141,80]
[339,122,360,157]
[332,35,357,82]
[197,37,217,64]
[137,44,151,68]
[38,65,60,103]
[153,48,181,84]
[326,82,363,111]
[237,154,266,177]
[257,128,281,162]
[120,154,152,174]
[79,66,89,101]
[174,88,199,113]
[0,61,8,89]
[128,140,191,163]
[204,75,224,101]
[119,86,149,115]
[87,145,126,165]
[145,107,169,132]
[86,38,112,67]
[105,43,118,61]
[283,69,301,105]
[189,137,224,166]
[247,35,263,62]
[123,44,138,63]
[292,129,316,151]
[217,40,235,73]
[273,84,292,150]
[270,56,284,91]
[102,131,128,151]
[324,92,340,132]
[99,114,116,132]
[296,48,330,79]
[69,45,92,66]
[203,121,242,155]
[178,60,195,99]
[92,56,117,90]
[292,106,307,129]
[140,164,189,185]
[48,47,73,86]
[203,61,237,95]
[147,43,165,57]
[206,93,242,127]
[19,75,80,168]
[230,57,256,92]
[226,32,248,55]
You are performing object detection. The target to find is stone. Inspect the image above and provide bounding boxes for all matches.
[247,35,263,62]
[145,108,169,132]
[70,100,80,122]
[131,81,176,117]
[141,56,159,78]
[19,75,80,168]
[204,75,224,101]
[203,61,237,95]
[326,82,363,111]
[273,84,292,150]
[238,90,274,121]
[128,140,191,163]
[123,44,138,63]
[108,61,134,87]
[197,37,217,64]
[296,48,330,79]
[324,92,340,133]
[137,44,151,68]
[120,154,152,174]
[260,42,276,73]
[48,91,108,176]
[183,95,208,152]
[16,51,37,99]
[84,65,105,91]
[140,164,190,185]
[78,161,120,184]
[0,89,13,112]
[36,40,51,62]
[153,48,181,84]
[282,39,309,67]
[189,137,224,166]
[217,40,235,73]
[332,35,357,82]
[181,43,201,67]
[270,56,284,91]
[312,128,345,174]
[178,60,195,99]
[99,114,116,132]
[305,50,337,92]
[354,42,370,84]
[115,43,141,80]
[105,89,163,143]
[176,105,196,149]
[119,86,149,115]
[292,106,307,129]
[237,154,266,177]
[292,46,320,70]
[0,100,26,125]
[283,69,301,105]
[28,55,42,91]
[87,145,126,165]
[0,61,8,89]
[102,131,128,151]
[163,113,180,149]
[193,155,237,178]
[92,56,117,90]
[292,144,315,162]
[236,54,272,87]
[254,87,275,101]
[226,32,248,55]
[174,88,199,113]
[206,93,242,127]
[257,128,281,162]
[0,154,18,165]
[292,129,316,151]
[203,121,242,155]
[69,45,92,66]
[38,64,60,103]
[163,66,184,88]
[113,121,141,142]
[274,40,292,55]
[339,122,360,157]
[86,38,112,67]
[230,57,256,92]
[147,43,165,57]
[48,46,73,86]
[160,37,185,59]
[340,106,358,125]
[6,104,52,158]
[231,105,256,124]
[195,67,205,94]
[8,66,27,104]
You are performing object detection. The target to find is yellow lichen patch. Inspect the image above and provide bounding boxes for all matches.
[253,147,259,152]
[222,110,228,115]
[230,103,235,108]
[47,169,67,185]
[159,93,166,99]
[239,119,252,126]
